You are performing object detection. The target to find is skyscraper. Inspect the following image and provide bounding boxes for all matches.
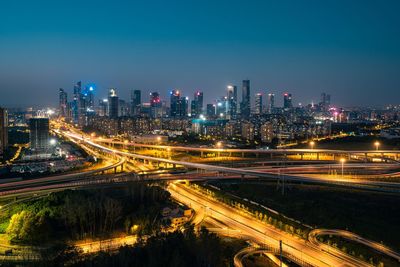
[206,104,216,117]
[255,93,263,114]
[0,107,8,157]
[267,93,275,113]
[72,81,82,124]
[283,93,293,109]
[130,89,141,116]
[227,85,237,119]
[150,92,162,118]
[29,117,49,151]
[108,88,119,119]
[59,88,68,118]
[170,89,181,117]
[240,80,251,118]
[191,91,203,118]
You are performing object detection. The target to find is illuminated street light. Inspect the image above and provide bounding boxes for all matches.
[157,136,162,143]
[91,132,96,138]
[309,141,315,150]
[49,139,57,146]
[340,158,346,177]
[216,141,222,148]
[374,141,380,151]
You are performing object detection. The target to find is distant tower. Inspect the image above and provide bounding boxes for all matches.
[191,91,203,118]
[72,81,82,124]
[130,89,141,116]
[108,88,119,119]
[170,89,181,117]
[227,85,238,119]
[150,92,162,118]
[59,88,68,117]
[283,93,293,109]
[240,80,251,118]
[267,93,275,113]
[255,93,263,114]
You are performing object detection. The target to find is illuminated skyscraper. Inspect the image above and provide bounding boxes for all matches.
[0,107,8,157]
[255,93,263,114]
[191,91,203,118]
[267,93,275,113]
[283,93,293,109]
[59,88,68,118]
[227,85,237,119]
[108,88,119,119]
[240,80,251,118]
[130,89,141,116]
[170,89,181,117]
[150,92,162,118]
[206,104,216,117]
[72,81,82,124]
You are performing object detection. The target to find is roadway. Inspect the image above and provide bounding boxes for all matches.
[59,130,400,193]
[168,181,370,267]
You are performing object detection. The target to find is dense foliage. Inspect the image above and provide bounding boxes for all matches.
[53,226,241,267]
[1,183,170,245]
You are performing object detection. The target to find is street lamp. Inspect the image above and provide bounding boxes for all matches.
[340,158,346,177]
[49,139,57,146]
[216,141,222,148]
[309,141,315,150]
[374,141,380,151]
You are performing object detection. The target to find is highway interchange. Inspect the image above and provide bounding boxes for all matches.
[1,123,400,266]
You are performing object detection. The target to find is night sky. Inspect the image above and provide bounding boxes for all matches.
[1,0,400,108]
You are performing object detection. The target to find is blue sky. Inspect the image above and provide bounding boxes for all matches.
[1,0,399,107]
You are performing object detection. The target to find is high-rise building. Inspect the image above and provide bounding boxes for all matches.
[191,91,203,118]
[267,93,275,113]
[255,93,263,114]
[240,80,251,118]
[227,85,237,119]
[320,92,331,111]
[150,92,162,118]
[181,97,189,117]
[108,88,119,119]
[283,93,293,109]
[98,99,108,117]
[261,122,274,143]
[130,90,141,116]
[216,97,229,118]
[29,118,49,151]
[72,81,82,124]
[59,88,68,118]
[170,90,181,117]
[206,104,216,117]
[0,107,8,157]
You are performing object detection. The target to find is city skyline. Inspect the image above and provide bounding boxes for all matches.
[1,0,400,107]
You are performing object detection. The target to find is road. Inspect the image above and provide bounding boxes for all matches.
[168,181,371,267]
[309,229,400,263]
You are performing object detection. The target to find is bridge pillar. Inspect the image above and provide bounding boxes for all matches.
[365,153,368,162]
[114,167,117,174]
[121,164,124,172]
[316,153,320,160]
[242,152,245,158]
[348,153,351,160]
[173,164,176,168]
[201,151,204,157]
[300,153,304,160]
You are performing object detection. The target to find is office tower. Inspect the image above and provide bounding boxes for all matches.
[170,90,181,117]
[108,88,119,119]
[260,122,274,143]
[227,85,237,119]
[191,91,203,118]
[216,97,229,118]
[59,88,68,117]
[255,93,263,114]
[29,118,49,151]
[240,80,251,118]
[283,93,293,109]
[150,92,162,118]
[320,92,331,111]
[72,81,82,124]
[98,99,108,117]
[181,97,189,117]
[206,104,216,117]
[267,93,275,113]
[85,85,95,110]
[118,99,129,117]
[0,107,8,157]
[130,89,141,116]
